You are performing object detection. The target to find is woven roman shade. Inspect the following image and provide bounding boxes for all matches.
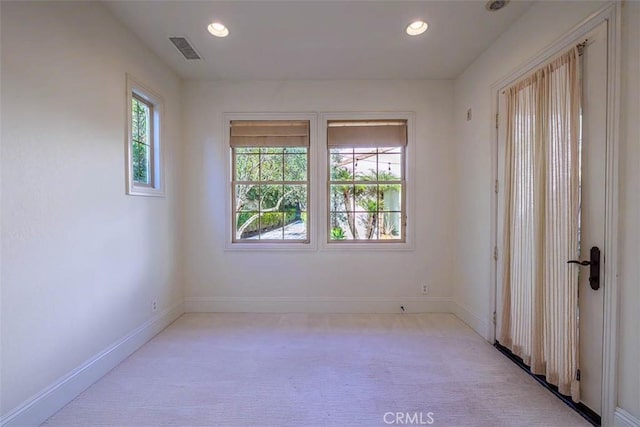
[230,120,309,147]
[327,120,407,147]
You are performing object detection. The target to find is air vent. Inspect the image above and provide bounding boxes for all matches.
[169,37,201,60]
[486,0,509,11]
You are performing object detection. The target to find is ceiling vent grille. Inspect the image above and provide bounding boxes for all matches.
[169,37,201,60]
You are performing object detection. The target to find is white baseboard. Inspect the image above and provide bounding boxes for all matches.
[452,301,491,340]
[184,296,452,314]
[615,408,640,427]
[0,301,184,427]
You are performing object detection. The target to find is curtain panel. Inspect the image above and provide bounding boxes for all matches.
[499,47,582,401]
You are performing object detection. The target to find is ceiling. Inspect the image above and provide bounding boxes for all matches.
[104,1,534,81]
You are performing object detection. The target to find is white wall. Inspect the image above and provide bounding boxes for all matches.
[182,80,455,311]
[1,0,183,420]
[617,0,640,420]
[451,0,607,337]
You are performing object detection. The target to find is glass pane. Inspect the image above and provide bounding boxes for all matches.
[260,154,283,181]
[132,98,151,185]
[235,185,260,211]
[377,152,402,180]
[380,212,402,240]
[283,211,307,240]
[131,98,149,145]
[330,184,354,212]
[354,151,377,181]
[283,185,307,212]
[261,147,284,154]
[258,212,285,240]
[354,146,377,154]
[381,147,402,154]
[355,212,378,240]
[235,147,260,154]
[132,141,150,184]
[236,211,259,240]
[235,153,260,181]
[260,185,284,210]
[354,184,379,213]
[284,154,307,181]
[380,184,402,212]
[330,149,353,181]
[284,147,307,154]
[329,212,353,240]
[330,148,352,155]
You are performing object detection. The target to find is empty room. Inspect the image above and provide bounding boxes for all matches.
[1,0,638,426]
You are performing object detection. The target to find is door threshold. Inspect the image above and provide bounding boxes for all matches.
[494,342,601,426]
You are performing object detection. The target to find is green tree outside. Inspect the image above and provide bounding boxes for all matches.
[234,147,308,238]
[132,98,150,184]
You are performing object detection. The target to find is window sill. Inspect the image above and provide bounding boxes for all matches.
[321,241,414,252]
[127,185,165,197]
[224,242,317,252]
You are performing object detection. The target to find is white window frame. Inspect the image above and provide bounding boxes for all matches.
[126,74,164,197]
[319,112,415,251]
[224,112,318,251]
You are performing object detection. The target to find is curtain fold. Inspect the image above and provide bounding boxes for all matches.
[500,47,581,401]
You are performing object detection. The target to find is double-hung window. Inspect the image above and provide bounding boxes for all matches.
[327,119,407,243]
[231,120,310,243]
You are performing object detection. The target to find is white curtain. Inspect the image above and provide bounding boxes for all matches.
[499,47,581,401]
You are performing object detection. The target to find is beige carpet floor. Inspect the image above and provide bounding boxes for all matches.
[42,313,589,427]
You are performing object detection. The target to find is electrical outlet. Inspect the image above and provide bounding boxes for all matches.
[152,300,157,312]
[421,284,429,294]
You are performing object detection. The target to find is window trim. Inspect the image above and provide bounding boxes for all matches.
[224,112,318,251]
[126,74,164,197]
[320,112,415,251]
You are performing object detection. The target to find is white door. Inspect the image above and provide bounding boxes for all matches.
[495,21,608,416]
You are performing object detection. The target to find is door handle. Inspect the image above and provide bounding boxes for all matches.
[567,246,600,290]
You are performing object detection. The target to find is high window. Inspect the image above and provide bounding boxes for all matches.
[231,120,310,243]
[126,75,164,196]
[327,119,407,243]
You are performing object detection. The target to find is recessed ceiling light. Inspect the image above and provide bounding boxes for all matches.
[406,20,428,36]
[207,22,229,38]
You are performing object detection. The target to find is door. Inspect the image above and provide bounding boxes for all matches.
[496,22,608,416]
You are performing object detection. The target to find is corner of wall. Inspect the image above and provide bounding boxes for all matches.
[452,301,492,341]
[0,302,184,427]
